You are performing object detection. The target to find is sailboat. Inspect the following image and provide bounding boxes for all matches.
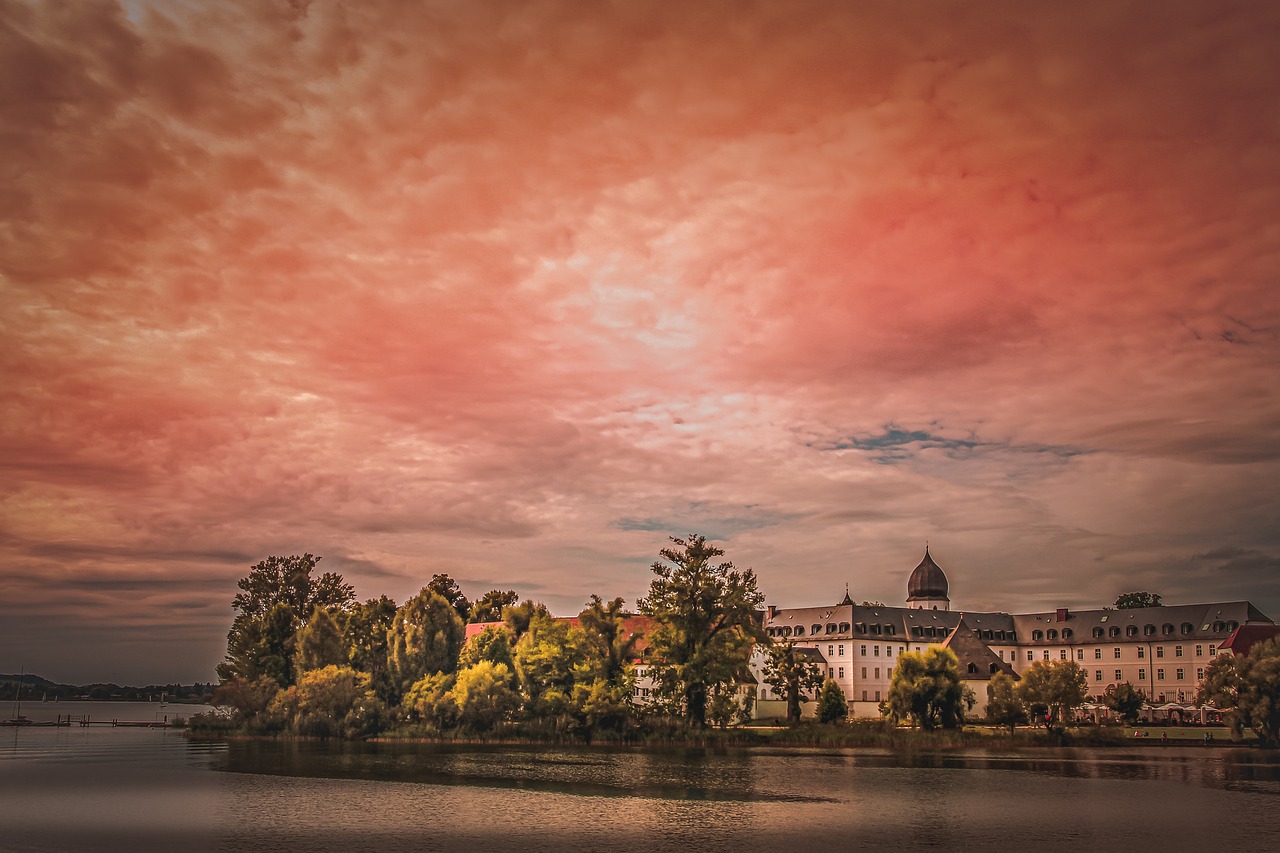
[3,669,32,726]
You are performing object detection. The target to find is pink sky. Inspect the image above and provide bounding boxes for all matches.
[3,1,1279,684]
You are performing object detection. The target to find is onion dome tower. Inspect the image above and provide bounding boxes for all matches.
[906,545,950,611]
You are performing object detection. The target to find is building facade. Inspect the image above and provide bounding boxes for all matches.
[758,548,1275,719]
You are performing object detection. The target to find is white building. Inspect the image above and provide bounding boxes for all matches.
[760,548,1276,719]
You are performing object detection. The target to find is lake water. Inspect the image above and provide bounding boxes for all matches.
[3,705,1280,852]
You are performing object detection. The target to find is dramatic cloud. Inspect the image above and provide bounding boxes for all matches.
[2,0,1278,683]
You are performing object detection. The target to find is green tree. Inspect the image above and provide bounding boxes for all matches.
[218,554,355,687]
[1104,682,1146,723]
[571,678,634,733]
[427,573,472,624]
[401,672,458,729]
[294,605,346,674]
[451,661,521,732]
[817,679,848,724]
[1017,660,1087,727]
[1114,591,1162,609]
[270,665,386,739]
[984,671,1027,733]
[884,647,966,730]
[503,599,549,639]
[577,595,643,684]
[638,535,765,727]
[341,596,397,677]
[763,641,824,723]
[1198,637,1280,747]
[388,589,466,694]
[470,589,519,623]
[514,612,585,719]
[458,624,516,674]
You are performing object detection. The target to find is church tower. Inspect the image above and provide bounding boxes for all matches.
[906,545,950,611]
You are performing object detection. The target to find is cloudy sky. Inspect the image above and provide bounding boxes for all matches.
[3,0,1279,684]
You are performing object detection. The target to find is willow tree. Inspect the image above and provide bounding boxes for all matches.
[638,535,764,727]
[885,647,967,730]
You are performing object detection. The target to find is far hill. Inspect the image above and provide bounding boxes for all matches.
[0,673,213,703]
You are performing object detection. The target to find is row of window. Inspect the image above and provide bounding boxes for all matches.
[767,621,902,638]
[1092,668,1202,682]
[1074,620,1237,641]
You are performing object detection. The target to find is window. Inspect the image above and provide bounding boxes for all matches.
[1114,648,1122,659]
[1176,668,1184,680]
[1095,670,1102,682]
[1109,627,1121,638]
[839,645,845,656]
[1175,646,1183,657]
[871,624,882,635]
[1195,645,1203,656]
[829,667,835,678]
[860,645,867,656]
[1138,668,1146,681]
[1126,626,1138,637]
[812,624,822,635]
[1076,649,1084,660]
[1143,624,1155,636]
[1063,629,1074,639]
[1209,645,1216,656]
[828,645,834,657]
[1138,647,1145,659]
[1047,629,1058,640]
[874,667,880,679]
[1033,630,1044,641]
[1182,623,1194,635]
[1156,647,1165,658]
[967,663,978,674]
[1094,648,1102,660]
[862,691,868,701]
[1042,650,1049,660]
[1060,650,1067,660]
[1092,628,1104,639]
[1027,651,1034,661]
[875,691,881,702]
[1157,668,1165,681]
[861,667,867,678]
[1162,624,1175,636]
[1197,668,1204,680]
[1115,669,1123,681]
[873,645,880,657]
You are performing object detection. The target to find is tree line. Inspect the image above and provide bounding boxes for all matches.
[205,536,787,738]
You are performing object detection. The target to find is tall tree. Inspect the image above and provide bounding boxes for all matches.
[514,612,585,718]
[294,605,346,674]
[388,589,466,694]
[341,596,398,677]
[984,671,1027,733]
[470,589,519,623]
[503,599,549,639]
[638,535,765,727]
[763,641,824,723]
[218,554,355,686]
[884,647,967,730]
[427,573,472,624]
[1114,591,1162,609]
[817,678,848,724]
[577,595,642,685]
[1198,637,1280,747]
[1017,660,1088,726]
[458,624,517,676]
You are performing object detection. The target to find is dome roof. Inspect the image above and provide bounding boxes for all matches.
[907,547,950,601]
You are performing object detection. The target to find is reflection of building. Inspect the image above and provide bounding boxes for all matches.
[758,547,1277,719]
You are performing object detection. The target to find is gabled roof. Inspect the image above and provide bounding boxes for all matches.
[940,617,1017,681]
[1220,624,1280,657]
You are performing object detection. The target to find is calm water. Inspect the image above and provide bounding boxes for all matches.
[3,709,1279,852]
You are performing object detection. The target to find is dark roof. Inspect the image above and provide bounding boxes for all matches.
[906,546,949,601]
[940,618,1018,681]
[1013,601,1271,644]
